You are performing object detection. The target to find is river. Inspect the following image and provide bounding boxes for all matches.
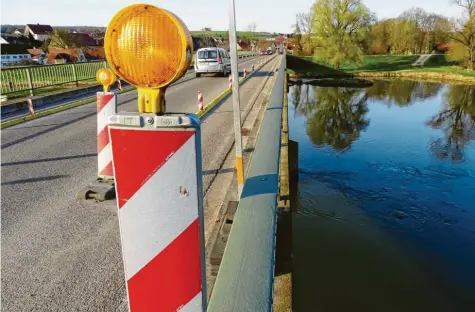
[289,80,475,312]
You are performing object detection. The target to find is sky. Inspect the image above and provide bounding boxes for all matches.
[0,0,465,33]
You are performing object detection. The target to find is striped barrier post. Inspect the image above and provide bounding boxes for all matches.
[27,96,35,115]
[229,75,232,89]
[97,92,116,179]
[117,79,122,91]
[108,113,206,312]
[243,68,247,79]
[197,90,204,111]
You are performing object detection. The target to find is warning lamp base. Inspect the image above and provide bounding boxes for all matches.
[76,178,115,202]
[137,87,166,114]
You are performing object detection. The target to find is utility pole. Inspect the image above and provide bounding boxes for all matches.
[228,0,244,198]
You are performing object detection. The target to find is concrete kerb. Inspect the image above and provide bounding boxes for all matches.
[195,55,276,118]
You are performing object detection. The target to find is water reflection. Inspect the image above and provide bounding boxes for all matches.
[427,85,475,162]
[289,80,475,311]
[293,81,475,159]
[366,80,442,107]
[305,88,369,151]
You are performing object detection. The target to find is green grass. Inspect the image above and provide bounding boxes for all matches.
[286,54,475,79]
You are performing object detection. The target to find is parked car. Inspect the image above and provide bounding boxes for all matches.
[194,47,231,77]
[266,47,273,55]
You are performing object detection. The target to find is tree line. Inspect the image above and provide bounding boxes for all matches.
[293,0,475,70]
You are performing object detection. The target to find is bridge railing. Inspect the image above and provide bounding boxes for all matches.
[0,60,108,97]
[208,55,286,311]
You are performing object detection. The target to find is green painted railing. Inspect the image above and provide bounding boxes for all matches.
[1,51,257,98]
[0,60,108,96]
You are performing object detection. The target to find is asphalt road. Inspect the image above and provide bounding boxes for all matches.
[1,56,260,120]
[1,54,281,311]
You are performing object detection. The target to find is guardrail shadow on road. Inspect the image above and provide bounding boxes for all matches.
[1,153,96,167]
[202,167,235,176]
[1,97,137,149]
[1,174,69,186]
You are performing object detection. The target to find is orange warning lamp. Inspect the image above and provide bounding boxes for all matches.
[96,68,117,92]
[104,4,193,114]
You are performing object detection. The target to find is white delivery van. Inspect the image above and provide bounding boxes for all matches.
[194,47,231,77]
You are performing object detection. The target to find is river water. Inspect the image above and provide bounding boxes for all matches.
[289,80,475,312]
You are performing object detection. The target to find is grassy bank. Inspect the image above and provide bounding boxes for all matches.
[287,55,475,82]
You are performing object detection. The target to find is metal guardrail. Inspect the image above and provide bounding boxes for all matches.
[0,60,108,96]
[208,55,286,311]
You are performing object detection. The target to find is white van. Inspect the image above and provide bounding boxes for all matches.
[194,47,231,77]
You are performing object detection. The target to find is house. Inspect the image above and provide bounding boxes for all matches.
[69,32,99,47]
[274,35,288,46]
[259,41,275,53]
[47,48,87,64]
[1,44,32,66]
[1,34,29,45]
[90,32,105,46]
[27,48,48,64]
[13,29,23,36]
[24,24,53,42]
[83,47,106,60]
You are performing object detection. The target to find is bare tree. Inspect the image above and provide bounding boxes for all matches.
[295,12,313,36]
[244,22,258,51]
[449,0,475,69]
[292,12,314,55]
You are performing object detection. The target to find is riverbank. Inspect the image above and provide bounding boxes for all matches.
[287,55,475,84]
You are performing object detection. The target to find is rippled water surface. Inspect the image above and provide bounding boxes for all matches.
[289,80,475,312]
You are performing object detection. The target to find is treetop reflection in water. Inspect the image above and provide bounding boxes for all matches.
[292,80,475,161]
[427,85,475,161]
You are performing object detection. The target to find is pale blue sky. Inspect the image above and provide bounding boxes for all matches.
[1,0,464,33]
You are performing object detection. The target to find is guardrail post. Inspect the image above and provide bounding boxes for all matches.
[72,64,79,87]
[26,68,34,96]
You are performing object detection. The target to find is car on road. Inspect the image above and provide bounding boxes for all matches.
[194,47,231,77]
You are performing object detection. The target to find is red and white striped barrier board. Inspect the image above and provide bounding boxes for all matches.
[108,113,206,312]
[117,79,122,91]
[197,91,203,111]
[97,92,116,179]
[27,96,35,115]
[229,75,232,89]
